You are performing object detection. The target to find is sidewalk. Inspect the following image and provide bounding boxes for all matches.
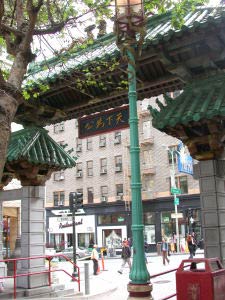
[50,249,204,299]
[0,250,204,299]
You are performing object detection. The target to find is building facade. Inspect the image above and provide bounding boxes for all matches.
[45,96,200,252]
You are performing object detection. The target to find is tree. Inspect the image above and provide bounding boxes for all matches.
[0,0,206,183]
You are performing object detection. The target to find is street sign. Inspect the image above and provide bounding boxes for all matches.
[174,197,179,205]
[171,213,183,219]
[171,187,181,194]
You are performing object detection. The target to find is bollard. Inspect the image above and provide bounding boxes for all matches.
[84,262,90,295]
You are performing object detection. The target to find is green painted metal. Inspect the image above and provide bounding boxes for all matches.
[149,74,225,130]
[127,48,150,284]
[7,127,76,169]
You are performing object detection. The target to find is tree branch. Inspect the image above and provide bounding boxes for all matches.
[16,0,24,28]
[0,0,4,23]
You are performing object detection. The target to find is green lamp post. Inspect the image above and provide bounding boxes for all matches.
[114,0,152,298]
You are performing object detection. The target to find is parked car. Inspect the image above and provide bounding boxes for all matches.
[58,247,91,261]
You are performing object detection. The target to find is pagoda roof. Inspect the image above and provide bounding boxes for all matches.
[16,6,225,126]
[7,127,76,169]
[149,73,225,160]
[149,73,225,130]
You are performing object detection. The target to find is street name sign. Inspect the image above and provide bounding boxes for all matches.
[171,187,181,194]
[174,197,179,205]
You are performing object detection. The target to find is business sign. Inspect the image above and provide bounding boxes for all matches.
[177,142,193,175]
[171,213,183,219]
[78,105,129,138]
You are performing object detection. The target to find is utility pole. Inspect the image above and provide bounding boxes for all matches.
[169,149,180,252]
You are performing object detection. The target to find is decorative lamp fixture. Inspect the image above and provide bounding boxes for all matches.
[115,0,144,33]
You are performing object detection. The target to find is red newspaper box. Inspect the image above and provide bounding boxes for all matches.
[176,258,225,300]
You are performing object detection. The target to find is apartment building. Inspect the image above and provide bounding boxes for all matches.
[45,96,200,252]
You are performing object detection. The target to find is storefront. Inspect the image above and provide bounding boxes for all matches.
[143,194,201,252]
[2,203,20,258]
[48,213,95,250]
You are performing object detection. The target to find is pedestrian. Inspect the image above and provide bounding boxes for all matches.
[161,237,170,265]
[118,240,132,274]
[144,240,148,264]
[187,233,196,259]
[91,244,99,275]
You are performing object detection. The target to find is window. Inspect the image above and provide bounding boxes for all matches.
[53,191,65,206]
[114,131,121,144]
[143,149,153,165]
[168,146,178,165]
[76,138,82,152]
[176,176,188,194]
[100,158,107,174]
[115,155,122,172]
[98,214,126,225]
[77,188,83,195]
[143,121,151,139]
[142,175,154,191]
[87,138,92,150]
[54,122,64,133]
[116,184,123,195]
[116,184,123,200]
[87,187,94,204]
[53,171,65,181]
[87,161,93,177]
[100,186,108,202]
[144,212,156,225]
[99,135,106,147]
[76,162,83,178]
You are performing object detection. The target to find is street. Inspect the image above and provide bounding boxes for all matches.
[53,250,204,299]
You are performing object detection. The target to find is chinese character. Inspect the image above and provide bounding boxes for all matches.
[96,117,105,128]
[107,115,113,126]
[85,122,94,130]
[116,112,124,124]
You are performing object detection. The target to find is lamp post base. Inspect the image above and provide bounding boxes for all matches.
[71,270,78,281]
[127,282,153,299]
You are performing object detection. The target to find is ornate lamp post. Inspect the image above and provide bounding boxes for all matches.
[114,1,152,298]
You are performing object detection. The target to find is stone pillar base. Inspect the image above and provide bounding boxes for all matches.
[17,269,49,289]
[127,282,153,299]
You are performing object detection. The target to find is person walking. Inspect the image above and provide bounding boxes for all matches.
[91,244,99,275]
[187,232,197,259]
[118,240,132,274]
[161,238,170,265]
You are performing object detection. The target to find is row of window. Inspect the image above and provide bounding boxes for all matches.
[76,132,122,152]
[53,156,123,181]
[53,183,124,206]
[53,174,188,207]
[76,156,123,177]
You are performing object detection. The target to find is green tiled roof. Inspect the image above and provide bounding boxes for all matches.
[149,73,225,130]
[7,127,76,169]
[25,6,225,85]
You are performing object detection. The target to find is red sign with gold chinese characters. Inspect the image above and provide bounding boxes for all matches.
[78,105,129,138]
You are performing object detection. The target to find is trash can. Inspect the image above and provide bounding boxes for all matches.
[176,258,225,300]
[157,242,162,255]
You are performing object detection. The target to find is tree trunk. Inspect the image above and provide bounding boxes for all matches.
[0,91,19,182]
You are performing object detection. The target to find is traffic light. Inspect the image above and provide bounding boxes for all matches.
[69,192,83,211]
[75,192,83,209]
[187,208,193,218]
